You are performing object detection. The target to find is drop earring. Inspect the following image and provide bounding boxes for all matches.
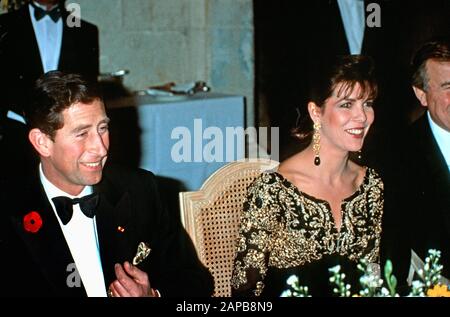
[312,122,321,166]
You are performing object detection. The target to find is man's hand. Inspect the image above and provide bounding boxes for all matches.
[108,261,155,297]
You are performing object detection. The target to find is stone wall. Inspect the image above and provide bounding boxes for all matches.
[69,0,255,126]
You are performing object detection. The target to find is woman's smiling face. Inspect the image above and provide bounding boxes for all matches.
[315,82,375,153]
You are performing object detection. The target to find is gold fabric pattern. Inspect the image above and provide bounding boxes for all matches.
[231,168,384,296]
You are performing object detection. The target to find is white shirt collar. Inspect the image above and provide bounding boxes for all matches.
[427,111,450,171]
[39,164,107,297]
[39,163,93,201]
[28,2,63,72]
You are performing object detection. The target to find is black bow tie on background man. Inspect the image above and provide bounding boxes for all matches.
[30,1,62,23]
[52,193,100,225]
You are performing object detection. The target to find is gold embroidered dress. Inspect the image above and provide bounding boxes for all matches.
[231,168,383,296]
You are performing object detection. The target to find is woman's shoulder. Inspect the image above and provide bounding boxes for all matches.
[277,152,311,180]
[364,166,383,182]
[243,172,285,211]
[360,165,384,191]
[347,161,384,192]
[250,170,284,188]
[348,160,382,180]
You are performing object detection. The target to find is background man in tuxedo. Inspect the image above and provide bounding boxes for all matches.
[0,0,99,118]
[381,38,450,287]
[406,38,450,279]
[0,71,213,297]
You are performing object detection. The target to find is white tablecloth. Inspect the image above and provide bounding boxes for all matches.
[107,93,245,191]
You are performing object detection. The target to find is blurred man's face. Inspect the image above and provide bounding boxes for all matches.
[418,60,450,132]
[35,0,60,8]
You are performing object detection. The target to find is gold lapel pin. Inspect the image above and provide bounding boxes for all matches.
[133,242,151,265]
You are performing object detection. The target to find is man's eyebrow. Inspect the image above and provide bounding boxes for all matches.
[71,118,110,134]
[441,81,450,88]
[100,117,111,124]
[71,124,92,134]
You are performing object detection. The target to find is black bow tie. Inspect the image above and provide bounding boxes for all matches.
[52,193,100,225]
[31,2,62,23]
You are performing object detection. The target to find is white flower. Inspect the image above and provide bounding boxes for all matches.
[286,275,299,287]
[280,289,293,297]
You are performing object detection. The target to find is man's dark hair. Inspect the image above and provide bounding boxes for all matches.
[411,37,450,91]
[27,71,102,140]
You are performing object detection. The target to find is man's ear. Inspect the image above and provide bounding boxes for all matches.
[28,128,52,157]
[412,86,428,107]
[307,101,321,123]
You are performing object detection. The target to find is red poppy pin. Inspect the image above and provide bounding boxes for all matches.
[23,211,43,233]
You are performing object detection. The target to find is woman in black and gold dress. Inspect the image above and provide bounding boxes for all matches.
[231,55,383,296]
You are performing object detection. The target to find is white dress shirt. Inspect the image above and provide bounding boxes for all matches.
[427,111,450,172]
[29,1,63,73]
[39,164,107,297]
[337,0,365,54]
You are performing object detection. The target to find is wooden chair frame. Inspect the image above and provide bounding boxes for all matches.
[179,159,279,296]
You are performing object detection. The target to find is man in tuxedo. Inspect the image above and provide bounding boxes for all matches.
[0,71,213,297]
[0,0,99,118]
[406,38,450,279]
[382,38,450,286]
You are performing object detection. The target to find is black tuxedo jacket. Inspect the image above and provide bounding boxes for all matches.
[0,5,99,115]
[0,164,213,297]
[382,114,450,286]
[0,117,36,183]
[404,115,450,277]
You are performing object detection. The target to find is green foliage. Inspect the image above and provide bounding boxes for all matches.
[282,249,448,297]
